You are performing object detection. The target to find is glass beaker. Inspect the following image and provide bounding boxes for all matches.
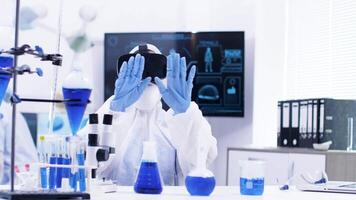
[239,160,265,196]
[134,141,163,194]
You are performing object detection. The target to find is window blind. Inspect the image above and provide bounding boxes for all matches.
[284,0,356,99]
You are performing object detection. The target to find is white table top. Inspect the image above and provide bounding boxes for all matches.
[90,186,356,200]
[1,185,356,200]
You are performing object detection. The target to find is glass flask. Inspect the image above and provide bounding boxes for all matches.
[185,144,216,196]
[185,168,216,196]
[134,141,163,194]
[62,62,91,135]
[0,56,13,106]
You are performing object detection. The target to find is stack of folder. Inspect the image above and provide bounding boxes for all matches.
[277,98,356,150]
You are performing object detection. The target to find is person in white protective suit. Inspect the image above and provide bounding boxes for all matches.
[0,95,38,184]
[88,44,217,185]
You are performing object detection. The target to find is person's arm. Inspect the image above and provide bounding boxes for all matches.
[3,108,38,184]
[166,102,217,176]
[94,55,150,181]
[0,119,5,183]
[14,111,38,164]
[155,53,217,176]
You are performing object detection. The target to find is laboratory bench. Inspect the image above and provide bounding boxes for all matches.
[87,186,356,200]
[1,185,356,199]
[227,146,356,185]
[82,186,356,200]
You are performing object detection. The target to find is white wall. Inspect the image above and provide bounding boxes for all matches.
[204,0,256,185]
[0,0,286,185]
[252,0,286,146]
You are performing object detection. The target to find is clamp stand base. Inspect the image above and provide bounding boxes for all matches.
[0,190,90,200]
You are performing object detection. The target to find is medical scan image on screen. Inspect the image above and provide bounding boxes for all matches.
[104,32,244,116]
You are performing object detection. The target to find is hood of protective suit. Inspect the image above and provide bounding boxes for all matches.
[133,79,167,111]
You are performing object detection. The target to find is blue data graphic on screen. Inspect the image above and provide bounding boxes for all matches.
[104,32,244,117]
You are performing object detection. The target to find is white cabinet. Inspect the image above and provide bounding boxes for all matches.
[227,149,325,186]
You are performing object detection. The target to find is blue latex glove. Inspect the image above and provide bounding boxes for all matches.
[110,54,151,112]
[155,53,196,114]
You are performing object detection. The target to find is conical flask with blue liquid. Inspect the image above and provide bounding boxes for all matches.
[0,56,13,106]
[62,61,91,135]
[134,141,163,194]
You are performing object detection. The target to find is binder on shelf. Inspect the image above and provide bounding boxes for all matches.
[277,102,282,146]
[318,99,325,143]
[312,99,319,145]
[281,102,290,147]
[291,101,300,147]
[278,98,356,150]
[298,100,308,147]
[305,100,314,148]
[318,99,356,150]
[318,99,336,147]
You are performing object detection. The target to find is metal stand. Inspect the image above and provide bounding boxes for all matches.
[0,0,90,199]
[10,0,20,192]
[0,191,90,200]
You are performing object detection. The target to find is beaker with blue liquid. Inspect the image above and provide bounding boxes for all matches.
[239,160,265,196]
[134,141,163,194]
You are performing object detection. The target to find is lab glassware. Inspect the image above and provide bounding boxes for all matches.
[134,141,163,194]
[185,170,216,196]
[38,135,48,189]
[77,146,86,192]
[48,156,57,190]
[56,139,65,188]
[185,141,216,196]
[62,87,91,135]
[0,56,13,106]
[62,63,92,135]
[48,140,58,190]
[239,160,265,196]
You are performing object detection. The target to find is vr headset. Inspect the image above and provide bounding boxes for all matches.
[117,44,167,81]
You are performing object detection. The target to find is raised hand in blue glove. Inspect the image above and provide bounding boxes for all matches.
[110,54,151,112]
[155,53,196,114]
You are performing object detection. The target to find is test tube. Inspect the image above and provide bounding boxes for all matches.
[61,140,71,191]
[38,135,48,189]
[48,140,57,190]
[56,138,64,188]
[68,136,79,191]
[77,144,86,192]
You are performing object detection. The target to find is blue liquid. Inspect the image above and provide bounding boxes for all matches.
[62,88,91,135]
[56,156,64,188]
[0,56,13,68]
[62,157,71,178]
[0,74,11,106]
[40,167,47,189]
[240,178,264,196]
[0,56,13,106]
[49,156,57,190]
[77,153,86,192]
[185,176,216,196]
[134,161,162,194]
[70,172,78,191]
